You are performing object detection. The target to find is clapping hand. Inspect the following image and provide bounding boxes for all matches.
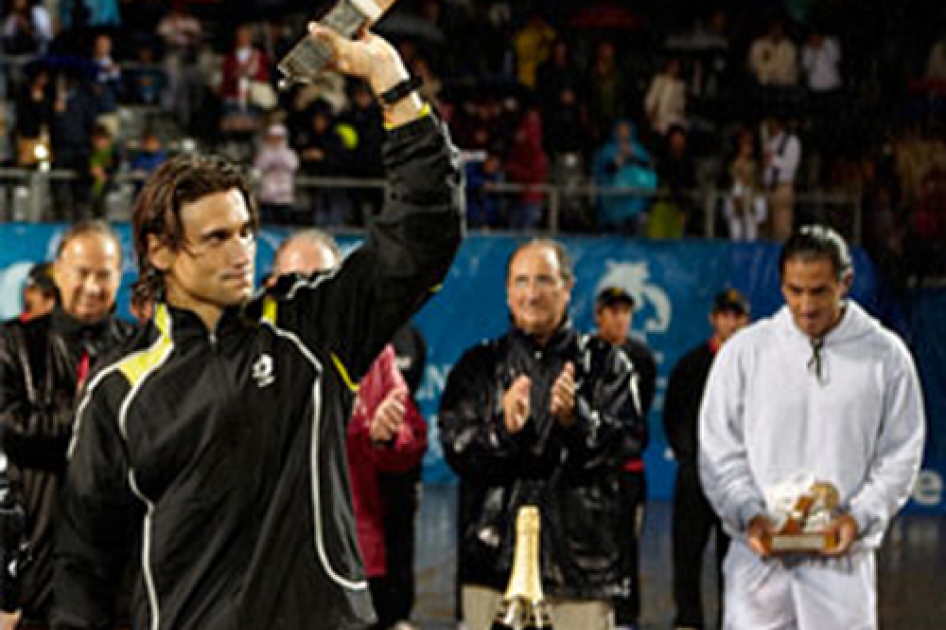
[550,362,576,427]
[369,388,407,444]
[503,376,531,434]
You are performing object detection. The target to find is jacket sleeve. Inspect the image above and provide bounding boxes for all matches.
[0,325,74,470]
[438,345,522,481]
[559,342,643,471]
[267,113,464,385]
[847,341,926,539]
[662,351,695,461]
[698,340,767,533]
[634,345,658,420]
[52,378,140,630]
[348,346,427,473]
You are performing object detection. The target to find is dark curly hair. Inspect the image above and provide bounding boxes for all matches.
[779,225,853,280]
[131,154,259,306]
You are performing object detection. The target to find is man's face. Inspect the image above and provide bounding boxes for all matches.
[507,245,573,339]
[155,189,256,316]
[710,309,750,343]
[54,232,121,324]
[781,257,850,338]
[595,302,632,345]
[273,238,338,277]
[22,287,57,320]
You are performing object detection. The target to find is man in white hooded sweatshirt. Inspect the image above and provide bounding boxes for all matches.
[699,225,925,630]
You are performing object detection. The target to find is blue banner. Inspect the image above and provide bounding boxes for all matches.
[0,226,942,513]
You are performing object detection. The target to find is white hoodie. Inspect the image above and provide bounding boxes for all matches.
[699,301,926,549]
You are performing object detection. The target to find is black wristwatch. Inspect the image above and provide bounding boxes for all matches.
[378,75,424,107]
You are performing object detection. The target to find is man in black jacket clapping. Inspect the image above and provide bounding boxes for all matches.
[440,239,643,630]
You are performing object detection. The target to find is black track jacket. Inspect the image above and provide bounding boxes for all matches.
[439,325,644,599]
[52,114,464,630]
[0,309,134,620]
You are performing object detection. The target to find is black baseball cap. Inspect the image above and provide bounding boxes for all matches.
[24,262,57,295]
[713,288,749,314]
[596,286,635,308]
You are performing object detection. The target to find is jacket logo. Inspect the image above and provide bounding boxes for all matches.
[252,354,275,388]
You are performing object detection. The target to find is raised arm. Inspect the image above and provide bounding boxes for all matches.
[260,25,464,385]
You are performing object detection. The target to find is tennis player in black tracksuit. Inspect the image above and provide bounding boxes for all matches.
[52,27,464,630]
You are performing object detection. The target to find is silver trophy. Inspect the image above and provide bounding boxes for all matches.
[277,0,388,89]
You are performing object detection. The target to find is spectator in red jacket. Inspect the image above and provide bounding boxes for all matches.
[504,107,549,230]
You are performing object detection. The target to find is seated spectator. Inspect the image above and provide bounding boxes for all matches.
[84,0,120,27]
[723,127,766,240]
[503,107,549,230]
[592,119,657,234]
[536,39,585,113]
[14,64,54,168]
[587,40,631,145]
[128,130,167,188]
[652,125,698,237]
[125,42,166,106]
[90,33,123,137]
[2,0,52,55]
[748,18,799,114]
[761,113,802,241]
[748,18,798,88]
[342,82,385,224]
[801,28,843,171]
[801,31,842,95]
[50,70,97,220]
[464,150,504,229]
[542,84,587,164]
[295,100,354,226]
[88,123,118,217]
[157,1,203,127]
[254,123,300,225]
[645,58,688,137]
[513,11,557,89]
[219,24,273,133]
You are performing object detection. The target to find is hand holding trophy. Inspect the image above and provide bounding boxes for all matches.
[277,0,399,88]
[760,474,853,555]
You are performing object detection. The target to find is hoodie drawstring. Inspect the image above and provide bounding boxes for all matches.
[807,337,826,384]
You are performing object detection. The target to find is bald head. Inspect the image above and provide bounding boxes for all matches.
[272,230,342,277]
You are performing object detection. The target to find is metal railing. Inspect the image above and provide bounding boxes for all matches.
[0,167,863,242]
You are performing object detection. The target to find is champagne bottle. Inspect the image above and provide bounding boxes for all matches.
[490,506,553,630]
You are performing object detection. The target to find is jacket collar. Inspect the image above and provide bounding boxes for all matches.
[50,306,113,343]
[509,318,577,354]
[158,301,250,344]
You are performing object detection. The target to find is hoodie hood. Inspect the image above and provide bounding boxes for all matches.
[776,300,877,342]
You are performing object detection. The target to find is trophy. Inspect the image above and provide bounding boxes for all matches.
[763,475,842,554]
[277,0,398,89]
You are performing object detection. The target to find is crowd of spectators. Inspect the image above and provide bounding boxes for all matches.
[0,0,943,277]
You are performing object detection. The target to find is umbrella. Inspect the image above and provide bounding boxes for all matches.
[569,3,644,30]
